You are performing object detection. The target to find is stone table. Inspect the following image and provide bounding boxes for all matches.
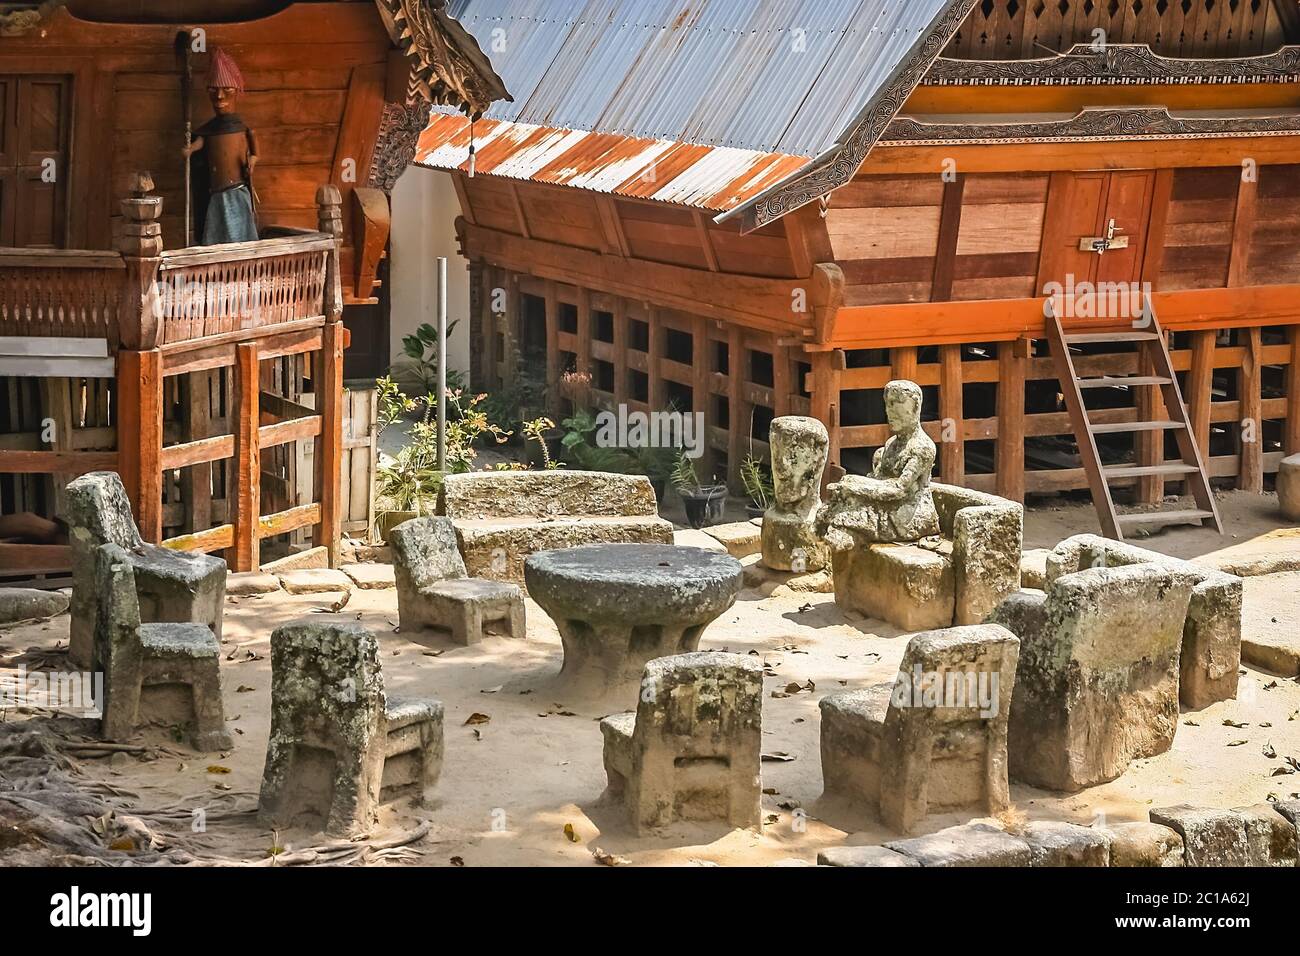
[524,544,744,699]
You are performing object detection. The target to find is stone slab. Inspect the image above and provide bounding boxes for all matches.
[885,823,1032,868]
[818,845,920,868]
[673,529,729,554]
[260,547,330,573]
[1150,806,1248,867]
[1236,803,1298,867]
[1022,821,1111,867]
[1195,528,1300,577]
[703,521,762,558]
[1020,549,1052,591]
[278,568,354,594]
[1107,822,1184,867]
[0,588,69,623]
[341,563,396,590]
[226,572,281,596]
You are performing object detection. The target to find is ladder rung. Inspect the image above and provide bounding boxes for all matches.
[1088,420,1185,435]
[1064,331,1160,344]
[1103,462,1198,479]
[1076,375,1171,389]
[1116,509,1217,526]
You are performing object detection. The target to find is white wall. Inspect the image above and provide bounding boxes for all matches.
[387,165,472,378]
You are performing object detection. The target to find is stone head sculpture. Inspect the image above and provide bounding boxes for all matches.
[769,416,829,511]
[884,379,924,435]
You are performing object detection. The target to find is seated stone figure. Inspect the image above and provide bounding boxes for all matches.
[815,380,939,551]
[761,416,829,572]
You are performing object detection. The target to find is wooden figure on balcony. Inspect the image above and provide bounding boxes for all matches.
[815,380,940,549]
[181,48,260,245]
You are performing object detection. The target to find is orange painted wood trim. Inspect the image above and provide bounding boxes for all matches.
[116,348,164,542]
[232,342,261,572]
[313,321,345,567]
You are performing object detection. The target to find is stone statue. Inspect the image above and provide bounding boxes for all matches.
[815,380,940,551]
[761,416,829,572]
[181,48,260,245]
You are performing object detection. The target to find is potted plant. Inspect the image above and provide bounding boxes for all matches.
[671,450,727,529]
[739,453,773,519]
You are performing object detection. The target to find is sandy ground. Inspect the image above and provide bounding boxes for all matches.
[3,486,1299,866]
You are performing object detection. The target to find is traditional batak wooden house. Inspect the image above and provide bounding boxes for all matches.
[0,0,507,577]
[420,0,1300,539]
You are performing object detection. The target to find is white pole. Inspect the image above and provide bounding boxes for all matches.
[436,256,448,473]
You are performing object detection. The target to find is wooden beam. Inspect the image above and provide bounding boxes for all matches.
[612,298,630,409]
[1141,169,1175,287]
[693,211,720,273]
[0,450,118,474]
[544,279,560,417]
[809,349,844,484]
[232,343,261,572]
[930,174,966,302]
[996,342,1025,503]
[647,308,666,413]
[727,323,747,489]
[692,315,715,479]
[1227,173,1258,288]
[891,346,918,383]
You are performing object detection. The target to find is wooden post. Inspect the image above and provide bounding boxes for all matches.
[1286,325,1300,456]
[232,343,261,571]
[575,286,592,385]
[772,339,792,418]
[117,172,164,350]
[613,298,629,409]
[996,341,1025,503]
[891,346,918,383]
[727,323,747,489]
[480,264,499,391]
[1135,342,1166,504]
[1238,325,1263,493]
[116,349,164,542]
[939,344,964,485]
[691,315,714,480]
[1188,330,1215,459]
[810,349,844,485]
[544,279,560,417]
[647,308,666,412]
[182,371,213,533]
[313,183,345,566]
[314,323,346,567]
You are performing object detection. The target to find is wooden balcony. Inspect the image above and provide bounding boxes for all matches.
[0,174,348,577]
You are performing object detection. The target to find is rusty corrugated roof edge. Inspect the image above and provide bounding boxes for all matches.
[415,113,809,213]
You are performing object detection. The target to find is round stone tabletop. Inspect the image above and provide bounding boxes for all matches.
[524,544,744,626]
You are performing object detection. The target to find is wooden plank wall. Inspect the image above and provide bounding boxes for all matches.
[474,266,810,488]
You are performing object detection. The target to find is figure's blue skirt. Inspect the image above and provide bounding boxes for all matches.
[202,184,258,245]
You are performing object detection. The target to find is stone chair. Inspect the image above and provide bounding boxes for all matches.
[599,651,763,833]
[819,624,1020,834]
[989,563,1197,792]
[1043,533,1242,709]
[64,471,226,669]
[93,543,232,752]
[437,470,674,584]
[832,483,1022,630]
[259,620,444,836]
[389,516,525,644]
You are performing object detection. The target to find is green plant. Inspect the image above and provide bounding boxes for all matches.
[671,450,703,493]
[374,376,510,514]
[522,416,561,469]
[394,321,465,398]
[739,454,774,510]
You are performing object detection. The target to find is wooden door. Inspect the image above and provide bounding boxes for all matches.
[0,75,70,248]
[1038,170,1158,293]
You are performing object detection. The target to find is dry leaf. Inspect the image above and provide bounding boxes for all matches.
[592,847,629,866]
[108,837,135,851]
[206,764,232,774]
[563,823,580,843]
[1264,742,1277,759]
[1227,739,1248,747]
[761,751,795,762]
[463,713,491,726]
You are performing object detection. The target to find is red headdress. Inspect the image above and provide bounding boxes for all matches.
[207,48,245,92]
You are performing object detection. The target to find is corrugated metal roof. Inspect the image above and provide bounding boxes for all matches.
[414,113,807,212]
[442,0,955,157]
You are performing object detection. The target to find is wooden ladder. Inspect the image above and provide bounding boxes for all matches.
[1045,295,1223,541]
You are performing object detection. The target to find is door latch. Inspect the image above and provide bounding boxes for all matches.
[1079,218,1130,255]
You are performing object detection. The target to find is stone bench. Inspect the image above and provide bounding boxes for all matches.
[1044,533,1242,709]
[258,620,444,836]
[600,651,763,834]
[438,471,674,585]
[832,483,1022,630]
[990,563,1196,792]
